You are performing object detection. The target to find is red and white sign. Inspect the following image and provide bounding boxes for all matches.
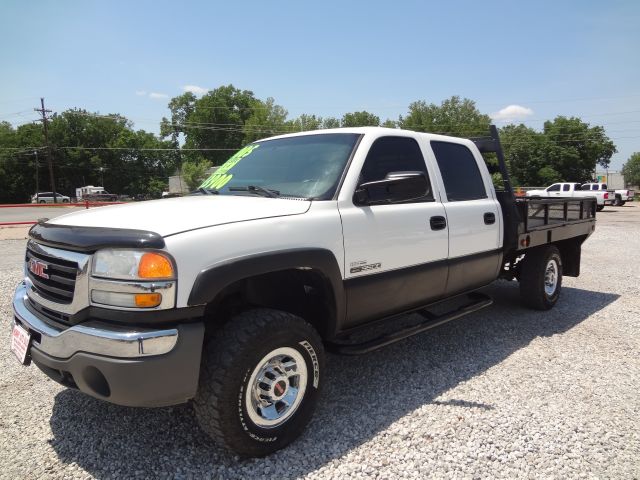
[10,323,31,365]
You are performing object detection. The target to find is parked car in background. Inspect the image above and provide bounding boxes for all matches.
[75,185,118,202]
[525,182,610,211]
[30,192,71,204]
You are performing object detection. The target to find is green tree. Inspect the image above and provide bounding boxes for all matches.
[500,124,547,186]
[291,114,323,132]
[399,96,491,137]
[622,152,640,186]
[381,119,397,128]
[242,97,289,143]
[542,116,616,180]
[181,158,212,190]
[0,122,38,203]
[164,85,260,165]
[322,117,341,129]
[537,166,563,185]
[341,111,380,127]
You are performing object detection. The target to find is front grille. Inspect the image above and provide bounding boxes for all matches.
[25,246,78,304]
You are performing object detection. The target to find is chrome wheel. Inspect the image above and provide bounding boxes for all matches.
[544,259,558,296]
[245,347,308,428]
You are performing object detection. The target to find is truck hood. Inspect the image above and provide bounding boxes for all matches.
[47,196,312,237]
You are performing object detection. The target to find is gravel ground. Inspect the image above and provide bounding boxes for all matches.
[1,205,639,479]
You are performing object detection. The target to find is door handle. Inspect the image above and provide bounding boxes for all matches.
[430,216,447,230]
[484,212,496,225]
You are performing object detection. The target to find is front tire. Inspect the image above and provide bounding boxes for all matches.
[596,205,605,211]
[519,245,563,310]
[194,309,324,457]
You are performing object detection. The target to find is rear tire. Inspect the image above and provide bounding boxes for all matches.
[194,308,324,457]
[619,201,626,206]
[519,245,563,310]
[613,196,622,206]
[596,205,605,211]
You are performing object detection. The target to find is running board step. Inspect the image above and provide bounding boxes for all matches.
[326,292,493,355]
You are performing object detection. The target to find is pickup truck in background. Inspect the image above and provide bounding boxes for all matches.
[526,182,609,211]
[583,182,636,206]
[11,126,597,457]
[580,183,619,208]
[613,188,635,205]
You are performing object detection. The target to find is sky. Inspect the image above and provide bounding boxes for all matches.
[1,0,639,169]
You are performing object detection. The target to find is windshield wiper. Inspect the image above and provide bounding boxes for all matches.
[197,187,219,195]
[228,185,280,198]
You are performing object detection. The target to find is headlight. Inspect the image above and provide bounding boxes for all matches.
[90,249,176,310]
[92,249,175,280]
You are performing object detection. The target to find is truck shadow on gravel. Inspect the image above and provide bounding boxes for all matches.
[48,282,619,479]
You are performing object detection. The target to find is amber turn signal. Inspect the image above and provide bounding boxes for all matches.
[134,293,162,308]
[138,252,174,279]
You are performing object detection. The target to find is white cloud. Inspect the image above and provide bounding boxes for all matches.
[182,85,208,96]
[135,90,147,96]
[149,92,169,99]
[491,104,534,122]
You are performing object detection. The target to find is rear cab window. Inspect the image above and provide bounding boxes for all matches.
[430,141,487,201]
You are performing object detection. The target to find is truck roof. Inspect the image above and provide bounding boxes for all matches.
[260,126,478,147]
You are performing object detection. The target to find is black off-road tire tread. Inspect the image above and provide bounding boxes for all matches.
[519,245,562,311]
[194,308,323,457]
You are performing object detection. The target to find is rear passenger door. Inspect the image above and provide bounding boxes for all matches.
[429,141,502,295]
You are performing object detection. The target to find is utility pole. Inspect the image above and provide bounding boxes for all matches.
[34,98,57,203]
[34,150,39,200]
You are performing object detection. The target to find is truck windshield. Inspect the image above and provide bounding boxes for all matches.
[199,133,361,199]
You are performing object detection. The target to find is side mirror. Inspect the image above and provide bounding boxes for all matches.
[354,171,430,206]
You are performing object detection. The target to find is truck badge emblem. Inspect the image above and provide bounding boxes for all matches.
[29,259,49,279]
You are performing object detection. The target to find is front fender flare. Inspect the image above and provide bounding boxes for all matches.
[187,248,345,338]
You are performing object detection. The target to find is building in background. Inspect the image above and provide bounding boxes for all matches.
[595,170,627,189]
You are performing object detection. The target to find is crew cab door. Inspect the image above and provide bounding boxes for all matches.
[546,183,563,196]
[338,135,449,328]
[428,140,502,295]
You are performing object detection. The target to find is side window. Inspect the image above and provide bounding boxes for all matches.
[359,136,433,201]
[581,184,590,191]
[547,184,561,192]
[562,184,571,191]
[430,141,488,201]
[592,185,598,191]
[602,184,607,190]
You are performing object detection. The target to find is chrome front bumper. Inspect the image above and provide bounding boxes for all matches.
[13,282,178,359]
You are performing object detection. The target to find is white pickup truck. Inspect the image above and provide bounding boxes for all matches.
[582,182,635,207]
[10,126,597,457]
[526,182,610,211]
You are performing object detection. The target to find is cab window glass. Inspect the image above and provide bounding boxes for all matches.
[359,136,433,201]
[430,141,487,201]
[547,184,561,192]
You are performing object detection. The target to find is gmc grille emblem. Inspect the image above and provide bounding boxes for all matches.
[29,259,49,279]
